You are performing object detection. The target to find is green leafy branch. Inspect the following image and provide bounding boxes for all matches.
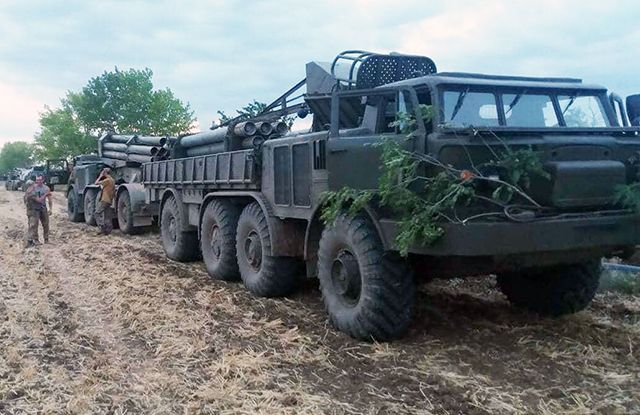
[321,105,549,256]
[614,183,640,213]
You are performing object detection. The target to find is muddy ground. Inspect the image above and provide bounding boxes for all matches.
[0,185,638,414]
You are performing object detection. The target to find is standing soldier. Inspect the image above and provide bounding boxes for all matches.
[94,168,116,235]
[25,175,53,246]
[23,180,35,247]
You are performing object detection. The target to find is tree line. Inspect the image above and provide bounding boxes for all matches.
[0,68,195,175]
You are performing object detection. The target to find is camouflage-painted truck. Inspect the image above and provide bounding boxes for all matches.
[138,51,640,340]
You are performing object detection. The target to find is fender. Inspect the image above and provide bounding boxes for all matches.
[82,184,100,195]
[201,191,305,257]
[116,183,157,217]
[117,183,157,227]
[304,201,391,261]
[159,188,195,232]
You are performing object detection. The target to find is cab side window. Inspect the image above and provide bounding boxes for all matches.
[378,91,414,134]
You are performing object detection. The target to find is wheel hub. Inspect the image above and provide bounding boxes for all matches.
[119,198,129,225]
[331,250,361,306]
[209,224,221,260]
[244,231,262,271]
[168,217,177,242]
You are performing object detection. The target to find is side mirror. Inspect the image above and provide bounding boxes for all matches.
[610,93,629,126]
[627,95,640,126]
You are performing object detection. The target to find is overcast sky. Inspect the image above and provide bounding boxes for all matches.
[1,0,639,146]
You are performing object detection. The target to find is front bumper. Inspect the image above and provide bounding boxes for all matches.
[379,211,640,257]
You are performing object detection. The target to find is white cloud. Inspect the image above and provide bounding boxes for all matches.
[0,0,639,146]
[0,82,58,146]
[400,0,640,95]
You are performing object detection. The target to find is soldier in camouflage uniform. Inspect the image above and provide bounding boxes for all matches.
[23,180,35,247]
[25,175,52,246]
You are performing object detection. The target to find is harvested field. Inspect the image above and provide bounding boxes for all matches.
[0,185,639,414]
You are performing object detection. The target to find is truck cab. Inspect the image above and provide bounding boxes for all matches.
[45,159,70,190]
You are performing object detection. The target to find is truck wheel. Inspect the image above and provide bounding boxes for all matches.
[201,200,240,281]
[318,213,415,341]
[497,259,601,316]
[117,190,141,235]
[161,196,199,262]
[236,202,299,297]
[84,190,97,226]
[67,190,84,222]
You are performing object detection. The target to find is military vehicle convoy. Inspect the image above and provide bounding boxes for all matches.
[72,51,640,340]
[66,135,168,233]
[4,160,71,191]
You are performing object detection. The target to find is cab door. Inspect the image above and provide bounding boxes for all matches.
[326,88,425,191]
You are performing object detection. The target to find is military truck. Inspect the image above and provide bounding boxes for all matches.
[4,168,25,190]
[44,159,70,190]
[141,51,640,340]
[5,162,68,191]
[66,135,166,233]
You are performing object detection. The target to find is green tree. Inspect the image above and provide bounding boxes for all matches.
[217,100,268,125]
[0,141,34,175]
[34,106,95,160]
[34,67,196,160]
[216,100,295,129]
[68,68,195,135]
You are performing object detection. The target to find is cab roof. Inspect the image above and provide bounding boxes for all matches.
[385,72,608,93]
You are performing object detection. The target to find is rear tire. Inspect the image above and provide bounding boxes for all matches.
[84,190,97,226]
[117,190,140,235]
[67,190,84,222]
[318,212,415,341]
[201,200,240,281]
[497,260,601,316]
[236,202,299,297]
[160,196,199,262]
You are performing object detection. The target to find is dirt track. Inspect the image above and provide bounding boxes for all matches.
[0,185,638,414]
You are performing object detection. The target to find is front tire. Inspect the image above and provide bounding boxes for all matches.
[318,213,415,341]
[84,190,97,226]
[67,190,84,222]
[497,260,601,316]
[201,200,240,281]
[160,196,199,262]
[236,202,299,297]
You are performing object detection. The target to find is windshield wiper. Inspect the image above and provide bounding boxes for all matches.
[562,94,577,115]
[450,89,469,121]
[505,92,524,116]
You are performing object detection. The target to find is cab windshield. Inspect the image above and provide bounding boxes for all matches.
[441,88,610,128]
